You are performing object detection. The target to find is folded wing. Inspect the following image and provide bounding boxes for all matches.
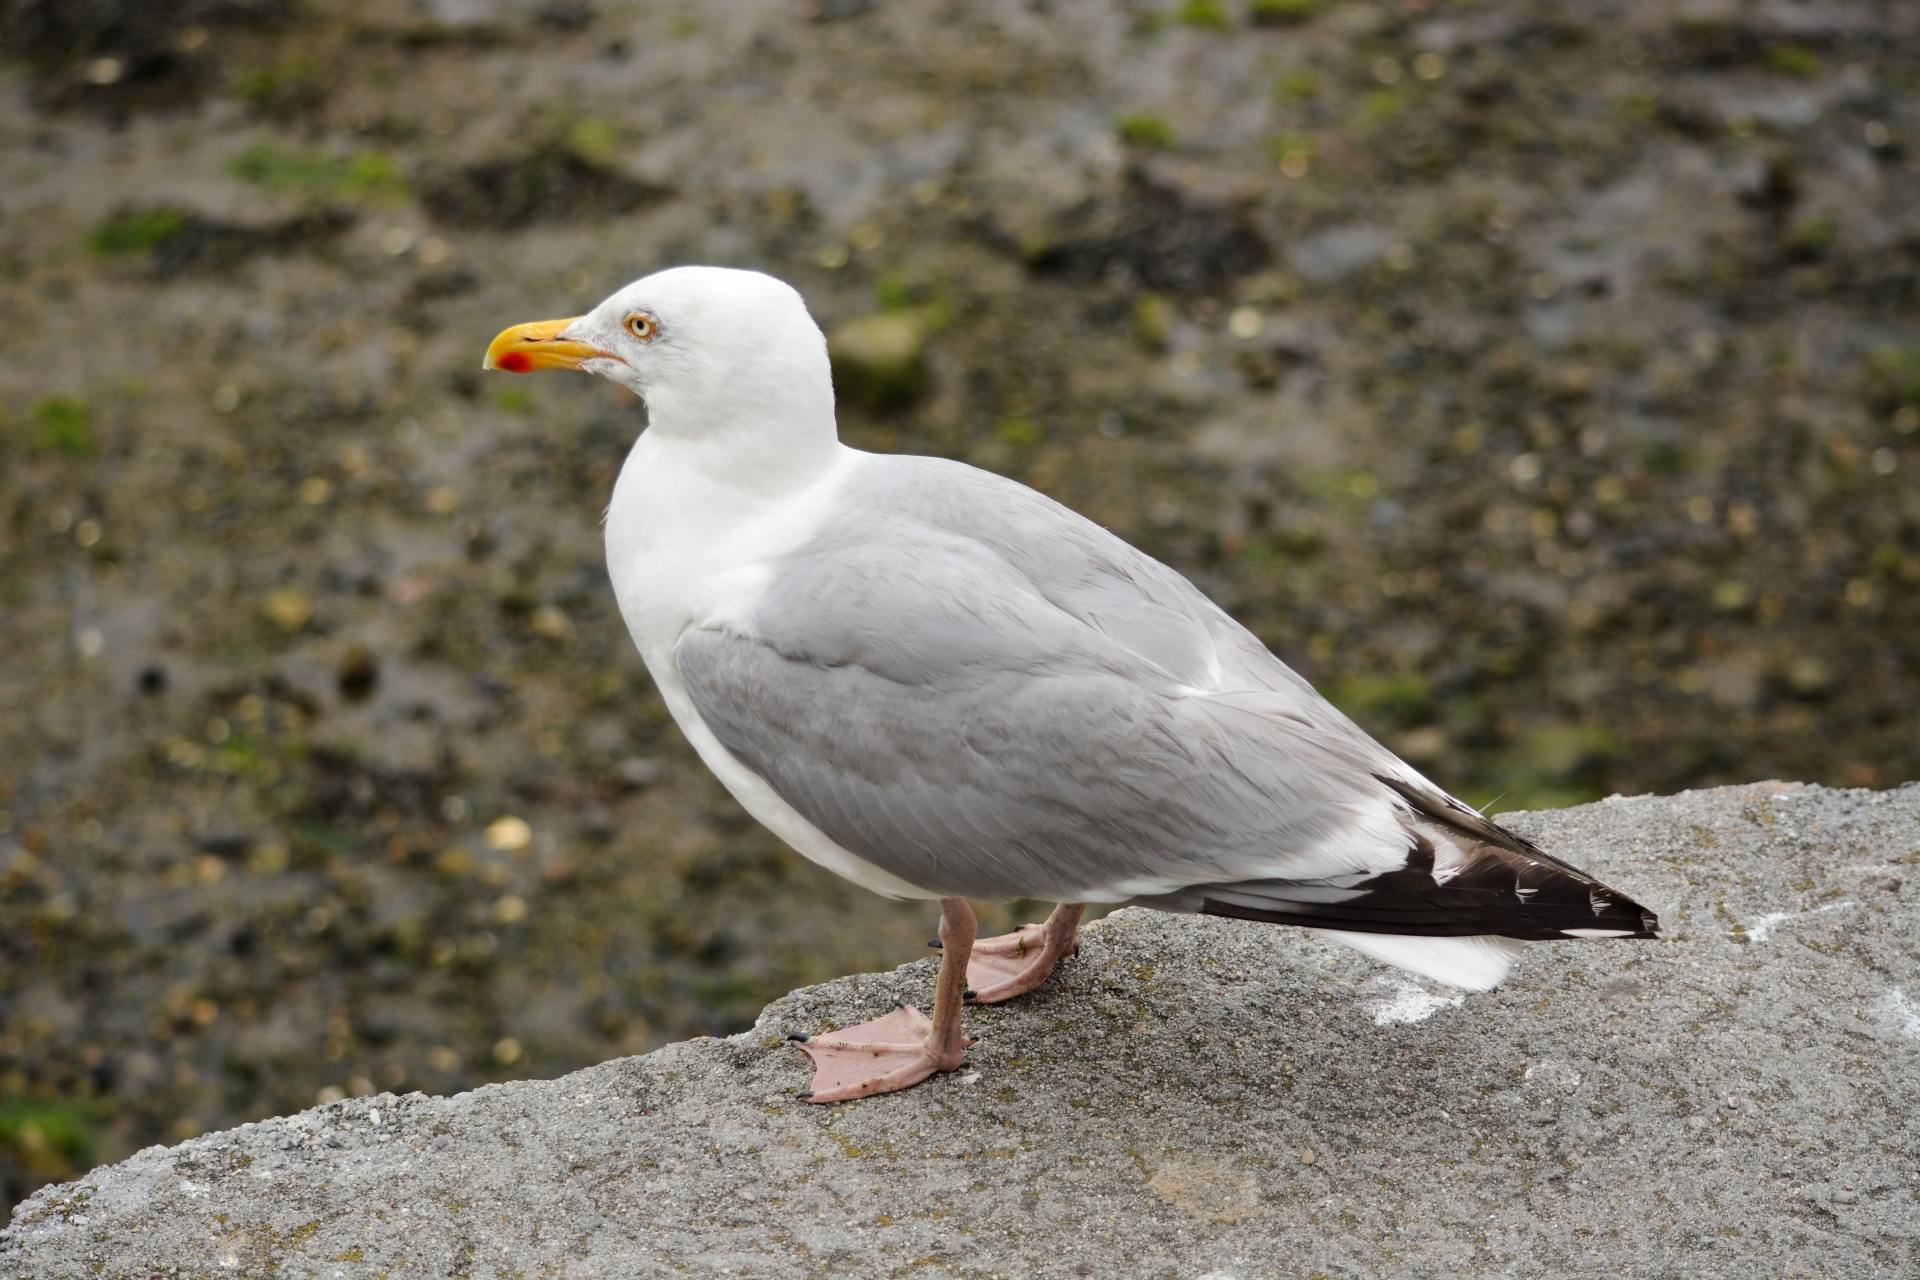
[675,455,1658,952]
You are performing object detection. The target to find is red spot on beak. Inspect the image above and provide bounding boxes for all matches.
[496,351,533,374]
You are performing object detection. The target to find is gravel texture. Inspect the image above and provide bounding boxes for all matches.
[4,781,1916,1278]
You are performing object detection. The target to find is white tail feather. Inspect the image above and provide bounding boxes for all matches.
[1314,930,1526,991]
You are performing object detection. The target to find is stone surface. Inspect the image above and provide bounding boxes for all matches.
[4,783,1917,1278]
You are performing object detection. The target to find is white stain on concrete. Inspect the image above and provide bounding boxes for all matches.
[1885,988,1920,1040]
[1362,976,1463,1026]
[1524,1059,1583,1092]
[1747,900,1853,942]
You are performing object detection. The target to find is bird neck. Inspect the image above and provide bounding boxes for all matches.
[610,385,851,573]
[637,342,841,490]
[635,401,842,507]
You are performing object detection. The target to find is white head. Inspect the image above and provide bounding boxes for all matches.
[484,266,838,450]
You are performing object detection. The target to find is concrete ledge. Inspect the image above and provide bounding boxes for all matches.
[5,783,1917,1277]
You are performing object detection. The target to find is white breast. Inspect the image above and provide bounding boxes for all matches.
[602,438,936,901]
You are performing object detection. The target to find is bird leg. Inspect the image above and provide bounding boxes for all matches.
[964,902,1084,1004]
[791,897,976,1103]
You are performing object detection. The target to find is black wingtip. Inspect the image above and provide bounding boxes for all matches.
[927,939,943,949]
[1188,819,1664,942]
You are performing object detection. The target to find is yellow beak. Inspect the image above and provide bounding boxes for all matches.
[482,317,609,373]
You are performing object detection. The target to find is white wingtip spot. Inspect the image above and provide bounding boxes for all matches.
[1561,928,1634,939]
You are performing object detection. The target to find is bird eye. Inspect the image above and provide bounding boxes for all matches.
[624,313,658,341]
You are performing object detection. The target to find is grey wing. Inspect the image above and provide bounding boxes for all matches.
[675,543,1394,902]
[677,455,1659,939]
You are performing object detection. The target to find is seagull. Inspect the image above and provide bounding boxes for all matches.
[484,266,1658,1104]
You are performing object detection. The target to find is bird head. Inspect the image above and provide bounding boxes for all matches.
[482,266,835,437]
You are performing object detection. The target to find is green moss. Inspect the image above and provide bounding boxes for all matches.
[1866,347,1920,409]
[229,143,407,200]
[1273,67,1322,103]
[1763,45,1822,78]
[567,117,623,165]
[1116,111,1178,150]
[1325,672,1431,720]
[1250,0,1324,24]
[1355,85,1416,130]
[1456,721,1622,813]
[1618,92,1659,122]
[0,1096,111,1178]
[1519,722,1618,778]
[875,272,921,312]
[1176,0,1231,29]
[993,416,1043,447]
[1783,216,1837,257]
[1639,440,1688,475]
[1132,292,1173,351]
[31,396,96,456]
[493,386,536,414]
[86,206,192,256]
[1268,131,1317,165]
[233,55,327,116]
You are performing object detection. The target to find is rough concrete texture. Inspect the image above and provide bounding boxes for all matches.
[4,782,1917,1278]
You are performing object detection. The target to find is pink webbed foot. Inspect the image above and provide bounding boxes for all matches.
[964,903,1084,1004]
[789,1004,970,1103]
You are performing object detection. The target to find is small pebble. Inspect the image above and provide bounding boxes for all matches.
[485,817,533,852]
[338,647,379,702]
[615,757,663,789]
